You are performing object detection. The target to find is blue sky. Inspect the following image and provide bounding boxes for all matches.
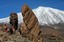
[0,0,64,18]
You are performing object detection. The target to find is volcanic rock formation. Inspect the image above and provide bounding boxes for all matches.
[9,12,18,34]
[10,12,18,30]
[21,4,43,42]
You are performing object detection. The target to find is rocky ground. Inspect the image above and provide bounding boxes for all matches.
[0,26,64,42]
[41,26,64,42]
[0,30,31,42]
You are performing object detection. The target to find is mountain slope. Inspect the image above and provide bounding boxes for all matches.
[0,17,9,23]
[33,6,64,25]
[0,6,64,25]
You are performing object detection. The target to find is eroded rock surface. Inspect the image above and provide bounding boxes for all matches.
[10,12,18,30]
[21,4,43,42]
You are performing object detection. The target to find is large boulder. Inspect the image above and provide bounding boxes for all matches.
[21,4,43,42]
[10,12,18,30]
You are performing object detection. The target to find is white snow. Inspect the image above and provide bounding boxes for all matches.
[0,6,64,26]
[33,6,64,25]
[0,17,9,24]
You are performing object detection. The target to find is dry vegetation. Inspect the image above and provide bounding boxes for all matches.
[0,24,64,42]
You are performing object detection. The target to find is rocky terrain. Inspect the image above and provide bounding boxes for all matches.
[41,26,64,42]
[0,26,64,42]
[0,30,31,42]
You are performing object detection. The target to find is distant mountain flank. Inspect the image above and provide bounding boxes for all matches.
[0,6,64,25]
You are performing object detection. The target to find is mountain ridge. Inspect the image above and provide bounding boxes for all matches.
[0,6,64,25]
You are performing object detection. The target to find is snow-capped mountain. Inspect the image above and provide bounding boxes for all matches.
[33,6,64,25]
[0,17,9,24]
[0,6,64,26]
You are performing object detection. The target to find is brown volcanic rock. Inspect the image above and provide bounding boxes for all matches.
[10,12,18,30]
[21,4,43,42]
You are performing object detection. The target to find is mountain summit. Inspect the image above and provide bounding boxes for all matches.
[0,6,64,25]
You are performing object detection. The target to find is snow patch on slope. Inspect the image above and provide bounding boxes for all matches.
[0,17,9,23]
[33,6,64,25]
[0,6,64,26]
